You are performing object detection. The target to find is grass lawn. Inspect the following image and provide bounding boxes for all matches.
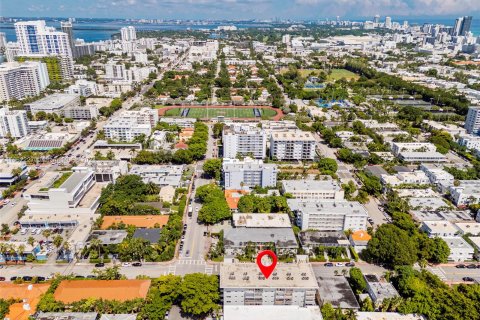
[280,68,359,82]
[162,107,277,119]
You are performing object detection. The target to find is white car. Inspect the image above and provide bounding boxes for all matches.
[121,262,131,267]
[335,262,344,267]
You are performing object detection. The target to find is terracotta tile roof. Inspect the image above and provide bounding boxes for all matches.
[101,215,169,229]
[0,283,50,320]
[225,190,249,209]
[54,280,151,303]
[350,230,372,242]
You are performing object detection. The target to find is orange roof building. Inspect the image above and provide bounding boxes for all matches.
[101,215,169,229]
[225,190,249,210]
[350,230,371,253]
[179,128,194,141]
[175,141,188,150]
[54,280,151,304]
[0,283,50,320]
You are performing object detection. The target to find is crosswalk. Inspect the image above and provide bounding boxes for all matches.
[176,259,206,265]
[427,266,447,281]
[167,265,176,275]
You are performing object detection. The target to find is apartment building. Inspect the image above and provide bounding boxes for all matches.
[449,180,480,206]
[464,106,480,135]
[0,61,49,102]
[159,117,196,128]
[420,221,460,238]
[117,108,159,128]
[129,165,184,187]
[444,237,475,262]
[0,108,30,138]
[270,131,316,161]
[0,159,28,186]
[89,160,129,183]
[103,118,151,142]
[457,134,480,150]
[66,80,100,97]
[391,142,437,156]
[288,199,368,231]
[222,158,277,190]
[380,171,431,188]
[223,123,267,159]
[220,262,318,307]
[281,180,344,200]
[105,62,156,83]
[23,167,99,214]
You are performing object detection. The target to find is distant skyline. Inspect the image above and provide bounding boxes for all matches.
[1,0,479,21]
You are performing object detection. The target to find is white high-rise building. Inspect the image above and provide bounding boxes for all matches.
[465,106,480,135]
[222,157,278,190]
[385,17,392,29]
[0,108,30,138]
[0,32,6,50]
[15,21,72,57]
[120,26,137,41]
[14,20,74,79]
[0,61,50,102]
[223,123,267,159]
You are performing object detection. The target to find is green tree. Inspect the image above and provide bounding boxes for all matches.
[93,265,125,280]
[179,273,220,317]
[348,267,367,294]
[53,235,64,248]
[203,159,223,180]
[318,157,338,175]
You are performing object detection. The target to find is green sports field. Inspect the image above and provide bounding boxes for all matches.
[164,107,277,119]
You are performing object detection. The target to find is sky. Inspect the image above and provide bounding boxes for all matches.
[1,0,480,20]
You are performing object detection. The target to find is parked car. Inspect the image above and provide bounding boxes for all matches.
[324,262,334,267]
[466,264,477,269]
[95,263,105,268]
[86,275,95,279]
[345,262,356,267]
[0,277,6,281]
[22,276,32,281]
[335,263,344,267]
[185,250,190,257]
[132,262,142,267]
[10,276,18,281]
[122,262,131,267]
[463,277,475,282]
[36,276,46,282]
[456,264,466,268]
[74,275,85,279]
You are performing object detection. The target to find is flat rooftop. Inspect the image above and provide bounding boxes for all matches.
[220,263,318,289]
[224,227,297,248]
[60,172,88,192]
[54,280,151,303]
[411,210,473,222]
[101,215,169,229]
[356,312,426,320]
[27,93,79,108]
[288,199,368,216]
[315,275,360,309]
[223,305,323,320]
[35,313,98,320]
[282,179,342,192]
[232,213,291,228]
[408,197,449,210]
[271,130,315,141]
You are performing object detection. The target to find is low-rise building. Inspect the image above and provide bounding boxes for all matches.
[420,221,460,238]
[449,180,480,206]
[288,199,368,232]
[270,131,316,160]
[220,262,318,306]
[391,142,447,162]
[223,305,323,320]
[159,117,196,128]
[298,231,349,253]
[349,230,372,253]
[25,93,80,115]
[103,118,151,142]
[380,171,430,188]
[453,222,480,236]
[23,167,100,214]
[89,160,129,183]
[223,158,277,190]
[232,213,291,228]
[281,180,344,200]
[0,159,28,186]
[457,134,480,150]
[443,237,474,262]
[129,165,184,187]
[364,274,399,305]
[420,164,454,192]
[224,228,297,256]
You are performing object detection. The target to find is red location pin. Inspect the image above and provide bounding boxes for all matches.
[256,250,277,279]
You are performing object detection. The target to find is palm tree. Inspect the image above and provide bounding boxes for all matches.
[334,270,339,276]
[27,236,35,247]
[145,181,159,195]
[341,269,348,277]
[17,244,25,264]
[89,238,102,260]
[42,229,52,242]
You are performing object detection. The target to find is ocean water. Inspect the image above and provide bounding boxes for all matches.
[0,17,478,43]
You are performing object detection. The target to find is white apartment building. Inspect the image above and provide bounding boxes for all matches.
[15,21,72,57]
[105,63,156,83]
[457,134,480,150]
[223,123,267,159]
[380,171,430,187]
[288,199,368,231]
[117,108,159,128]
[103,118,151,142]
[67,80,99,97]
[222,157,278,190]
[23,167,99,214]
[420,164,454,185]
[281,180,344,200]
[420,221,460,238]
[129,165,184,187]
[120,26,137,41]
[0,61,49,102]
[270,131,316,161]
[159,117,196,128]
[464,106,480,135]
[15,20,74,79]
[0,108,30,138]
[391,142,437,156]
[449,180,480,206]
[0,159,28,186]
[444,237,474,262]
[220,263,318,307]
